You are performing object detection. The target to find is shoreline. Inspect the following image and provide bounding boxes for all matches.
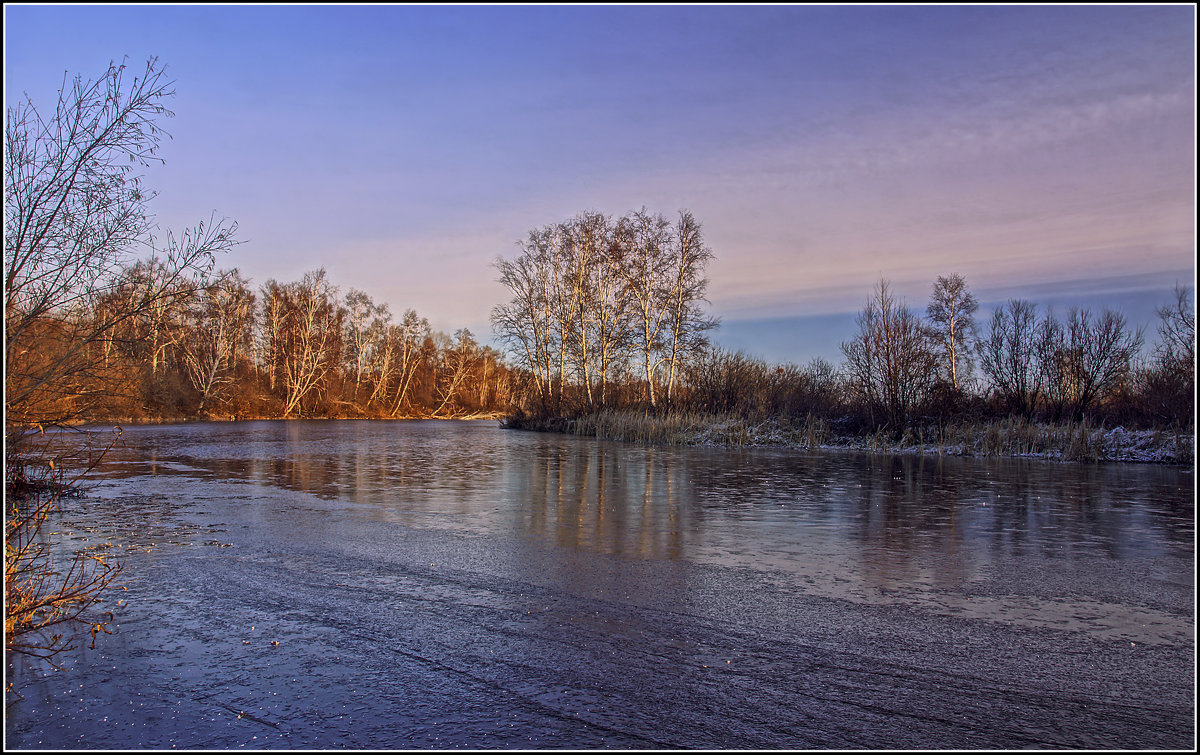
[502,411,1196,466]
[38,412,506,428]
[15,412,1193,466]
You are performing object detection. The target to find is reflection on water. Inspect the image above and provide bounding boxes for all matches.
[81,420,1193,577]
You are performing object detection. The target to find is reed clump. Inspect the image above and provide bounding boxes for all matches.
[568,409,741,446]
[559,409,836,449]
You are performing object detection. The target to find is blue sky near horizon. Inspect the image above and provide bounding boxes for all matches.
[4,4,1195,366]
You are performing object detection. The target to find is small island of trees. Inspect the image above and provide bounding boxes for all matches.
[490,208,1194,464]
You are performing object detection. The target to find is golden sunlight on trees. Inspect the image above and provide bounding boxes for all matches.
[493,214,1191,447]
[178,270,256,413]
[491,208,717,414]
[269,269,344,419]
[5,58,236,434]
[663,210,719,406]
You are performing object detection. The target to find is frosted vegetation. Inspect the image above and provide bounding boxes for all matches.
[541,410,1192,465]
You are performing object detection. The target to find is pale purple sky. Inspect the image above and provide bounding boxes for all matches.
[5,4,1194,364]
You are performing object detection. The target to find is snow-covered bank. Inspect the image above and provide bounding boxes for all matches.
[508,411,1195,465]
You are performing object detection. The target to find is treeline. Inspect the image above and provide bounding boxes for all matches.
[493,212,1195,436]
[830,275,1194,432]
[7,264,514,426]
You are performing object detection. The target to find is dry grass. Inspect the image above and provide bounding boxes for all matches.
[912,417,1192,464]
[569,409,731,445]
[562,410,831,449]
[516,409,1192,464]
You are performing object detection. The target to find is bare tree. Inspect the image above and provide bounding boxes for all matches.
[5,58,236,434]
[1034,309,1071,420]
[841,278,938,429]
[1155,284,1196,393]
[562,212,607,407]
[277,269,342,418]
[178,270,255,413]
[112,257,192,378]
[432,329,479,417]
[342,288,379,400]
[925,273,978,391]
[588,218,633,408]
[492,230,558,409]
[544,223,582,409]
[1141,285,1196,426]
[384,309,431,417]
[5,57,236,668]
[256,279,286,393]
[1042,308,1143,419]
[978,299,1042,415]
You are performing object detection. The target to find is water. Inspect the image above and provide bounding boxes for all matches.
[6,420,1194,749]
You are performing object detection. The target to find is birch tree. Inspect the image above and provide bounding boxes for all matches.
[663,210,718,407]
[563,213,605,406]
[432,328,479,417]
[384,309,431,417]
[589,216,632,407]
[925,273,978,391]
[277,269,342,418]
[492,230,557,409]
[342,288,379,399]
[179,270,255,412]
[621,208,672,408]
[257,280,287,393]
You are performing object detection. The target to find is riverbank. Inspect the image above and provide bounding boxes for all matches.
[35,411,506,428]
[503,410,1195,465]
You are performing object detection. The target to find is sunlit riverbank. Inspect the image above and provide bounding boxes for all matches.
[505,410,1195,465]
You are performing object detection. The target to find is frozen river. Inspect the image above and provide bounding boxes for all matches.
[5,420,1194,749]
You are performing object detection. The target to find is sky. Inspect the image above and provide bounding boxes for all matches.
[4,4,1195,366]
